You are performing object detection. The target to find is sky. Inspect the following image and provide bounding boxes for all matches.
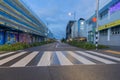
[21,0,111,39]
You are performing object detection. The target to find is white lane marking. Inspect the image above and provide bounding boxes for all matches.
[11,51,39,67]
[0,52,15,58]
[0,52,27,65]
[86,51,120,61]
[68,51,96,64]
[76,51,116,64]
[56,51,73,65]
[37,51,52,66]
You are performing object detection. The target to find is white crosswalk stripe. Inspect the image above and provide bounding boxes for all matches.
[0,52,15,58]
[86,51,120,61]
[56,51,73,65]
[0,52,27,65]
[76,51,116,64]
[37,51,52,66]
[11,51,39,67]
[0,50,120,67]
[67,51,96,64]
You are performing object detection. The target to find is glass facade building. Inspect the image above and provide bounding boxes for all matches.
[66,18,87,41]
[0,0,49,44]
[66,20,75,40]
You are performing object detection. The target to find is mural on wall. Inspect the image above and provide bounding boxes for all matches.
[6,31,18,44]
[19,33,32,43]
[15,33,19,42]
[0,30,5,45]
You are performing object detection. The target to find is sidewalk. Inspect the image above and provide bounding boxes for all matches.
[103,46,120,54]
[108,46,120,51]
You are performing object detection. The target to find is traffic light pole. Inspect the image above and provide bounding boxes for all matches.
[96,0,99,50]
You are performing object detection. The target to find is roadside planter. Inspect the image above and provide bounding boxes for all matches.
[0,41,54,51]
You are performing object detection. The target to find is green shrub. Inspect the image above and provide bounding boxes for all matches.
[67,40,108,50]
[98,45,109,49]
[0,41,54,51]
[83,42,96,50]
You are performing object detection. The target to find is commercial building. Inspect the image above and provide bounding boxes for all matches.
[78,18,87,38]
[66,20,76,40]
[86,15,96,43]
[71,21,78,38]
[0,0,50,45]
[66,18,87,41]
[86,0,120,46]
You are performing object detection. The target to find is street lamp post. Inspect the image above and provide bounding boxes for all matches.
[95,0,99,50]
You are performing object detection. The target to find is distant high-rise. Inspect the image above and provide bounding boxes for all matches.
[66,20,76,40]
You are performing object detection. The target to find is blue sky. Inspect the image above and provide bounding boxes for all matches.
[21,0,111,39]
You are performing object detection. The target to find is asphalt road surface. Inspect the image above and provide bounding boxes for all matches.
[0,42,120,80]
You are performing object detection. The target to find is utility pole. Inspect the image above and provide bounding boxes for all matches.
[95,0,99,50]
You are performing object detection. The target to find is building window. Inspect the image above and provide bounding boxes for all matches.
[88,21,92,25]
[100,29,108,35]
[111,26,120,35]
[99,9,108,20]
[109,1,120,15]
[111,0,120,7]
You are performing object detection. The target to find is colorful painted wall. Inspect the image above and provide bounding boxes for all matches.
[0,29,5,45]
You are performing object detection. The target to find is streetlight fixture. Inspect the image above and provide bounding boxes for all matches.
[68,12,76,20]
[68,12,72,16]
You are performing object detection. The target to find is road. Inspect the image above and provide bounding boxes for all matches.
[0,42,120,80]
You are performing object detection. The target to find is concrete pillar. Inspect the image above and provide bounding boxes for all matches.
[107,28,111,41]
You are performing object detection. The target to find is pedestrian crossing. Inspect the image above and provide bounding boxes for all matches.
[56,51,73,65]
[0,52,27,65]
[68,51,96,64]
[0,50,120,67]
[11,51,38,67]
[37,51,52,66]
[76,51,116,64]
[0,52,15,58]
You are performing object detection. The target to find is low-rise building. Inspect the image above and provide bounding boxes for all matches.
[86,0,120,46]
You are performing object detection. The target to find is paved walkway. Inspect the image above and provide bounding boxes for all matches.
[102,46,120,54]
[108,46,120,51]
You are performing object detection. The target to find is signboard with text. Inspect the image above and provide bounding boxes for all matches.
[98,20,120,30]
